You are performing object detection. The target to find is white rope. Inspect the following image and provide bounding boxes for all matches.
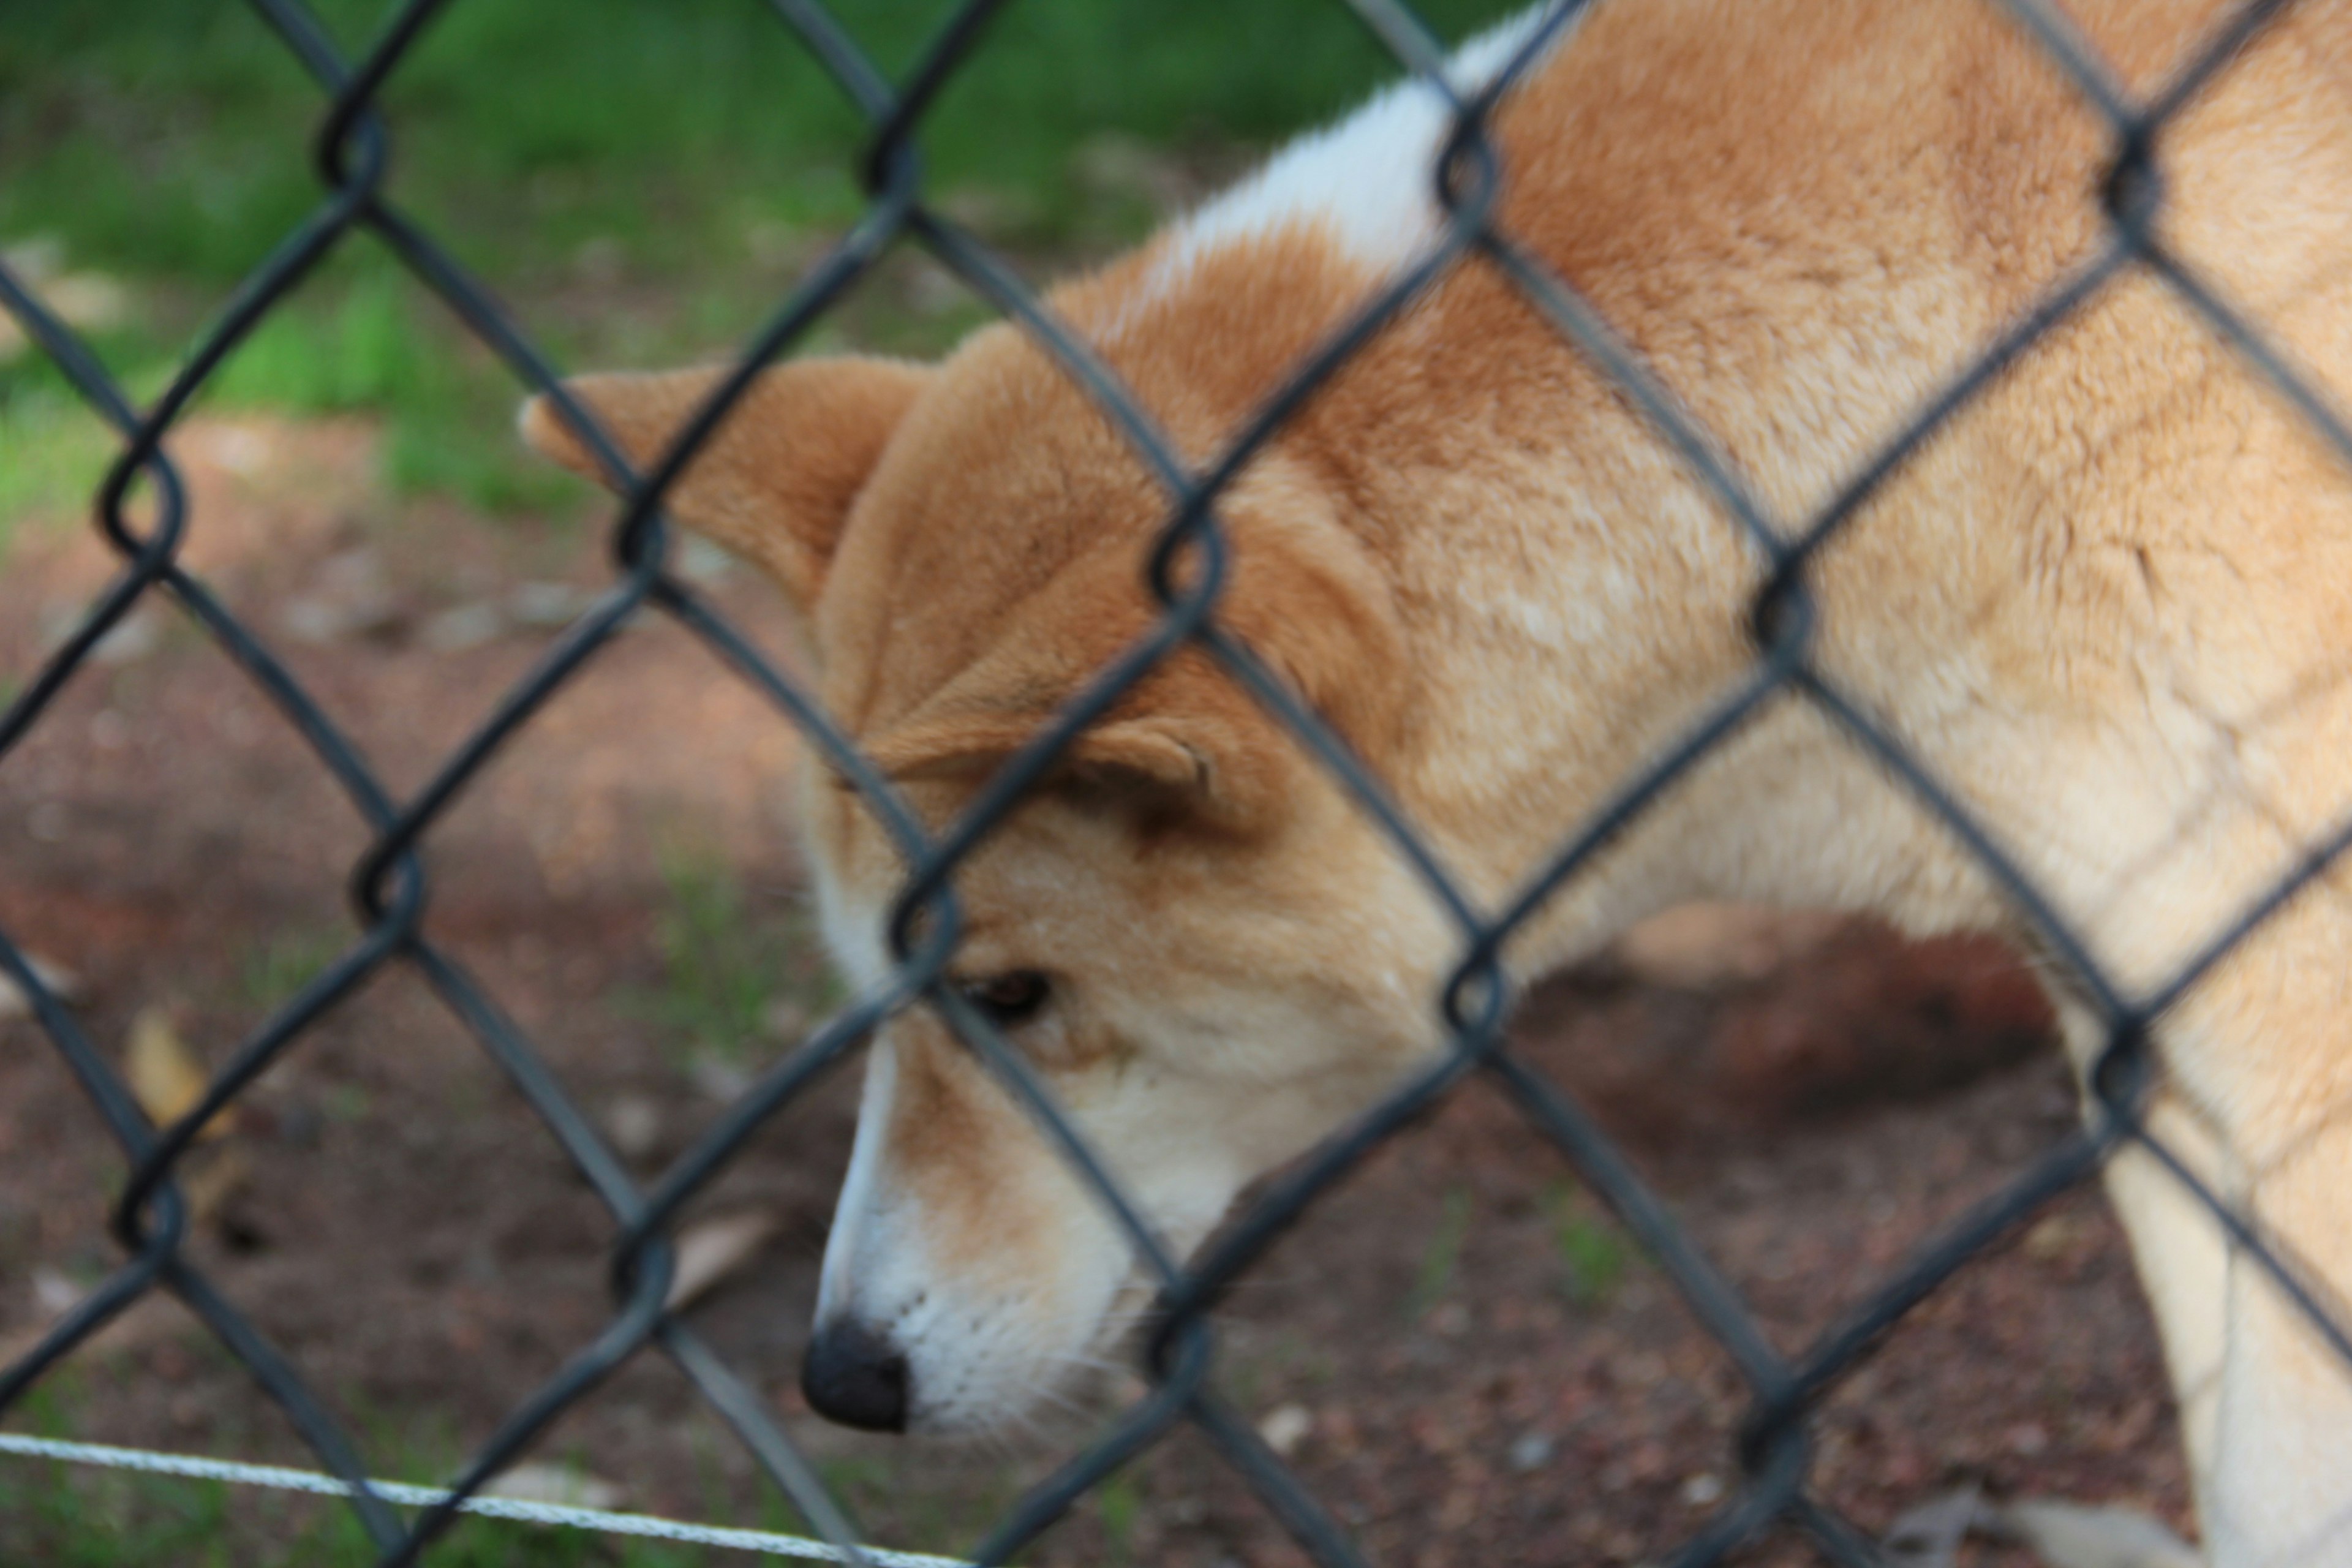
[0,1431,974,1567]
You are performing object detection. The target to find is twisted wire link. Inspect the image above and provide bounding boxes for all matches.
[4,0,2351,1564]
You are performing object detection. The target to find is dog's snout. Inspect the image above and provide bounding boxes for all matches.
[802,1317,910,1432]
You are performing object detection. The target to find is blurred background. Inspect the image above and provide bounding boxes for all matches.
[1,5,2186,1565]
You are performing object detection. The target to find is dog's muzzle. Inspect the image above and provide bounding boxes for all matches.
[801,1317,911,1431]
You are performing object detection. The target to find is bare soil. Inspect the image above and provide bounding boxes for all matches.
[0,419,2185,1565]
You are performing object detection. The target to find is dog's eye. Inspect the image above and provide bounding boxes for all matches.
[960,970,1051,1028]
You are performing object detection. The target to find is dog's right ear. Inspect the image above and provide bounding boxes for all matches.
[518,357,932,616]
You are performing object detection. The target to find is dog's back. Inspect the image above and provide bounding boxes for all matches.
[1452,8,2352,1551]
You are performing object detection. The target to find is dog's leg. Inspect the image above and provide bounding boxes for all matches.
[2182,935,2352,1568]
[2070,1000,2228,1499]
[2047,1004,2225,1567]
[2065,956,2352,1566]
[2200,1117,2352,1567]
[2104,1125,2231,1492]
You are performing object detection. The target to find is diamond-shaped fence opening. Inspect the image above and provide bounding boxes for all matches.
[6,0,2352,1563]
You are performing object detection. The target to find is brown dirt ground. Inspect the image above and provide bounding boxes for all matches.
[0,418,2187,1565]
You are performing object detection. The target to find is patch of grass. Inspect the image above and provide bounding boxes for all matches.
[290,1503,712,1567]
[320,1082,371,1123]
[4,1,1520,282]
[0,341,169,558]
[383,398,583,518]
[625,841,840,1066]
[0,1452,237,1568]
[3,0,1518,522]
[641,850,781,1063]
[210,268,440,415]
[0,377,114,552]
[813,1455,894,1517]
[0,1383,228,1568]
[1406,1183,1473,1321]
[236,926,350,1014]
[1267,1330,1339,1389]
[814,1450,1022,1558]
[0,1381,716,1566]
[1545,1180,1629,1310]
[1091,1466,1142,1566]
[205,251,582,516]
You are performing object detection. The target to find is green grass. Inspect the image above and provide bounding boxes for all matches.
[0,1450,759,1566]
[2,1,1517,280]
[1405,1183,1473,1321]
[1090,1466,1142,1566]
[0,372,115,548]
[236,925,352,1012]
[1545,1180,1629,1310]
[0,1382,793,1566]
[1,0,1517,524]
[627,846,836,1065]
[646,850,776,1060]
[815,1450,1025,1559]
[0,339,172,554]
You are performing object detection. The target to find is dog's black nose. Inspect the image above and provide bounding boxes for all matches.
[802,1318,910,1432]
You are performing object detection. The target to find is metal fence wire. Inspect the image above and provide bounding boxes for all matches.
[7,0,2352,1562]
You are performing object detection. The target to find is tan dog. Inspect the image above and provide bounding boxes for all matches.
[524,2,2352,1560]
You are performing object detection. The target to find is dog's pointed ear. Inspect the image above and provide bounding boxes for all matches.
[518,357,931,612]
[857,480,1410,834]
[861,673,1290,830]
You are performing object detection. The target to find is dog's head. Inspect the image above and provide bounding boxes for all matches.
[521,235,1459,1433]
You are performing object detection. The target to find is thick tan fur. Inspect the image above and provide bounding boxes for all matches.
[524,2,2352,1559]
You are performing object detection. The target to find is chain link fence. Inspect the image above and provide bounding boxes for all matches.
[6,0,2352,1562]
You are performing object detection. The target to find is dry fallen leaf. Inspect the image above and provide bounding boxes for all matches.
[125,1006,236,1140]
[664,1212,777,1312]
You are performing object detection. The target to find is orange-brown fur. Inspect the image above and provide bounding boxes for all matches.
[527,2,2352,1557]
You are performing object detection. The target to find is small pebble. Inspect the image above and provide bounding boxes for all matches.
[1257,1402,1312,1457]
[606,1094,663,1161]
[91,609,163,666]
[687,1051,752,1104]
[279,598,352,645]
[1507,1431,1555,1474]
[418,601,505,652]
[31,1267,81,1317]
[508,580,594,629]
